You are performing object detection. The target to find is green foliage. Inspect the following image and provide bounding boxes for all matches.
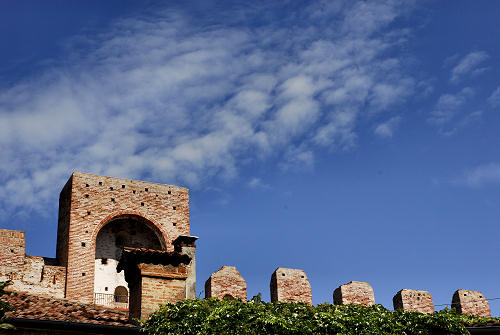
[0,281,15,330]
[141,298,496,335]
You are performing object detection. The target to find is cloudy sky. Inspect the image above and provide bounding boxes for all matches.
[1,0,500,314]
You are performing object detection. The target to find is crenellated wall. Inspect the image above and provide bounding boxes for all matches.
[0,229,66,299]
[202,267,492,318]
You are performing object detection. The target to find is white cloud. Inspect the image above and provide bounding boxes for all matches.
[450,51,489,83]
[374,116,401,138]
[487,87,500,108]
[428,87,474,125]
[462,163,500,187]
[247,177,271,189]
[0,1,417,221]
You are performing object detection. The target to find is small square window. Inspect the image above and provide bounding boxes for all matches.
[168,191,171,194]
[173,206,176,210]
[99,182,102,185]
[105,287,108,291]
[122,185,125,189]
[111,198,115,202]
[82,273,86,276]
[101,258,108,265]
[173,222,177,226]
[81,242,86,247]
[10,249,14,253]
[133,190,136,194]
[87,211,91,215]
[141,202,144,206]
[85,194,89,198]
[85,184,89,187]
[110,187,113,190]
[282,273,285,276]
[145,187,148,192]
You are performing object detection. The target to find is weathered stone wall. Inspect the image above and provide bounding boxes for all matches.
[393,289,434,314]
[205,266,247,301]
[58,172,191,304]
[0,254,66,299]
[333,281,375,307]
[0,229,25,267]
[452,289,490,318]
[270,268,312,305]
[174,241,197,299]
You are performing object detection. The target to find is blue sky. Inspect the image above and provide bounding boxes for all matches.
[1,0,500,314]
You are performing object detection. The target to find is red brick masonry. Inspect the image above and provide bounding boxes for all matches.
[452,289,491,318]
[270,268,312,305]
[205,266,247,301]
[333,281,375,307]
[393,289,434,314]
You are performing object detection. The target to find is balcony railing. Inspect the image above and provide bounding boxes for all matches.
[94,292,129,309]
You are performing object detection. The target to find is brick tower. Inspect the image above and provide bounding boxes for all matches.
[56,172,195,304]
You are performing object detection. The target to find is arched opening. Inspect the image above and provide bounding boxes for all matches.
[223,294,235,301]
[94,215,165,307]
[114,286,128,303]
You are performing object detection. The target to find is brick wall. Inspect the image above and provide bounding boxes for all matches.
[0,229,25,268]
[333,281,375,307]
[58,172,191,304]
[452,289,491,318]
[205,266,247,301]
[124,261,189,320]
[270,268,312,305]
[393,289,434,314]
[56,177,72,268]
[140,276,186,319]
[0,253,66,299]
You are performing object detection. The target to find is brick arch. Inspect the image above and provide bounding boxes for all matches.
[91,211,169,250]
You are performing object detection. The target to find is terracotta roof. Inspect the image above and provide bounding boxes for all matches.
[2,291,137,328]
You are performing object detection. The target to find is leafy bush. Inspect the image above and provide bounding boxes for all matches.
[0,281,14,330]
[141,298,493,335]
